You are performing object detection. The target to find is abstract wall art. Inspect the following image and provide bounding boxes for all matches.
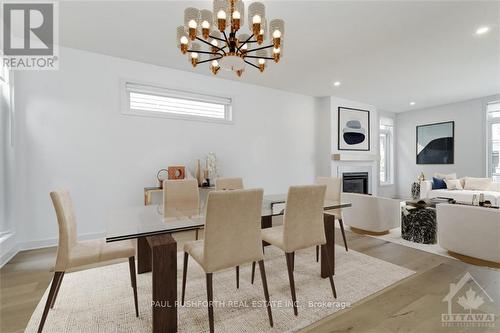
[338,107,371,151]
[416,121,454,164]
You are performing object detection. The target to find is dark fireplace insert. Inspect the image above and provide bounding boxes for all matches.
[342,172,369,194]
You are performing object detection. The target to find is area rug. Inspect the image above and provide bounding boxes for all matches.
[25,246,414,332]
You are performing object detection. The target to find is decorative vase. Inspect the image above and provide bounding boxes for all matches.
[195,159,202,187]
[411,182,421,200]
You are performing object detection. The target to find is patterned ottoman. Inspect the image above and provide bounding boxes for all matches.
[401,202,437,244]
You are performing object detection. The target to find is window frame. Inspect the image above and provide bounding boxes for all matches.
[379,120,394,186]
[487,101,500,181]
[121,80,233,124]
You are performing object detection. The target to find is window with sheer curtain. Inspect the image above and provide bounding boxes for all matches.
[379,117,394,185]
[487,101,500,182]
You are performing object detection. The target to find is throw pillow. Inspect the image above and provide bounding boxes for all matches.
[432,177,447,190]
[444,179,463,190]
[463,177,492,191]
[434,173,457,180]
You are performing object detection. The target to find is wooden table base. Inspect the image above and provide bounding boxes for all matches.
[321,213,335,278]
[137,235,177,333]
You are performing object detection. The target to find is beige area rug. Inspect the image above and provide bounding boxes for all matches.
[26,246,414,333]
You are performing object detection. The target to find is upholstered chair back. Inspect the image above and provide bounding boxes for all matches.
[203,189,264,272]
[215,177,244,191]
[163,179,200,217]
[50,190,78,271]
[283,185,327,252]
[315,177,341,202]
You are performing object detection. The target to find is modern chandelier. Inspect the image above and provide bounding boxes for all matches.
[176,0,285,77]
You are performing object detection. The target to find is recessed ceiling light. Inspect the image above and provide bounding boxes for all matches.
[333,81,341,87]
[476,26,490,35]
[410,102,416,106]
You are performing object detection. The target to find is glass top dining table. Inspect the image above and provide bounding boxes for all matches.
[106,193,352,242]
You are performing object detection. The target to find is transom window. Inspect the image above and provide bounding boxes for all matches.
[124,82,232,123]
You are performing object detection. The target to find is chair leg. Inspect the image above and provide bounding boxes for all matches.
[195,229,199,240]
[291,252,295,271]
[321,244,337,298]
[258,260,273,327]
[181,252,188,305]
[285,252,298,316]
[339,219,348,251]
[251,261,256,284]
[236,266,239,289]
[49,272,64,309]
[316,245,319,262]
[37,271,64,333]
[206,273,215,333]
[127,256,139,317]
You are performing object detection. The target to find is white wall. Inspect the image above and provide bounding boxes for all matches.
[330,97,380,195]
[12,46,323,247]
[396,95,500,197]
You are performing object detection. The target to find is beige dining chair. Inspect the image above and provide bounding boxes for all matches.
[260,185,337,316]
[163,179,201,239]
[214,177,245,288]
[181,189,273,333]
[38,190,138,333]
[215,177,244,191]
[315,177,348,261]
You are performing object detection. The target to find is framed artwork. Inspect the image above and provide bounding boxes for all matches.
[416,121,454,164]
[338,107,370,151]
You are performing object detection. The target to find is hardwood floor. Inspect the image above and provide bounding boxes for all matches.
[1,229,498,333]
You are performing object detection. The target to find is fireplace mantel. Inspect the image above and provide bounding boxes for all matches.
[331,153,378,162]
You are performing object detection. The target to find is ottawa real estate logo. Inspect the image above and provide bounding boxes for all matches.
[442,272,495,328]
[1,2,59,70]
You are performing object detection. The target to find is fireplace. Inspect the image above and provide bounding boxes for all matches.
[342,172,369,194]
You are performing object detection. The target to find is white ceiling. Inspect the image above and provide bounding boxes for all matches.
[59,1,500,112]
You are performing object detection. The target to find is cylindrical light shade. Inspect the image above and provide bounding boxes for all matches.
[176,26,189,53]
[269,19,285,38]
[189,42,200,67]
[200,9,213,38]
[213,0,229,29]
[210,30,221,52]
[238,33,250,51]
[257,18,267,44]
[234,0,245,27]
[184,7,200,27]
[256,48,268,71]
[248,2,265,23]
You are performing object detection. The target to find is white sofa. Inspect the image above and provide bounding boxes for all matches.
[342,193,403,234]
[420,178,500,206]
[437,204,500,264]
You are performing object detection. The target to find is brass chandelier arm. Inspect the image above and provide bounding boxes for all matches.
[243,55,274,60]
[236,33,255,53]
[243,60,260,70]
[222,31,230,45]
[245,44,275,53]
[195,37,226,55]
[197,56,223,65]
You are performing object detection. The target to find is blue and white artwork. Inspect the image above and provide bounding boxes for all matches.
[416,121,454,164]
[338,107,370,151]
